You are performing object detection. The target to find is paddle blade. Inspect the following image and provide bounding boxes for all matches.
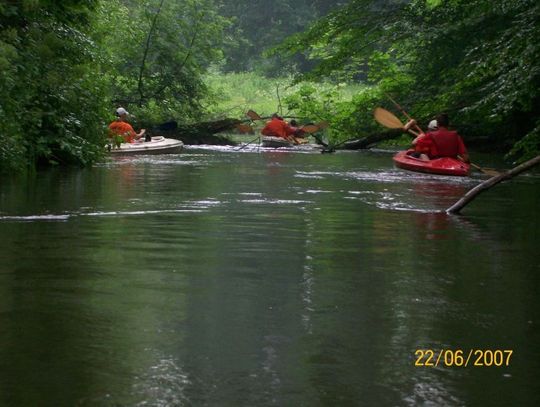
[301,124,319,133]
[246,109,262,121]
[315,121,329,129]
[236,123,253,133]
[373,107,404,129]
[482,168,501,177]
[470,163,500,177]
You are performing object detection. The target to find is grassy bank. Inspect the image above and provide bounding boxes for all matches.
[204,72,365,120]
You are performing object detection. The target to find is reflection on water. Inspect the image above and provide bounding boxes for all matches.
[132,355,191,407]
[0,148,539,406]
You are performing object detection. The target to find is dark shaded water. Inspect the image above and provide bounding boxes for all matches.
[0,147,539,406]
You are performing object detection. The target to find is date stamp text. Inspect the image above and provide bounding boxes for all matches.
[414,349,513,367]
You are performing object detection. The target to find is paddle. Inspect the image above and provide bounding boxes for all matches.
[246,109,262,121]
[386,94,424,134]
[300,121,330,149]
[234,110,264,151]
[290,122,331,146]
[373,107,420,136]
[301,124,320,134]
[236,134,261,151]
[236,123,254,133]
[315,121,329,129]
[373,107,499,176]
[468,162,500,177]
[374,107,406,129]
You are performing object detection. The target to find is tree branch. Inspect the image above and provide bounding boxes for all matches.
[447,155,540,214]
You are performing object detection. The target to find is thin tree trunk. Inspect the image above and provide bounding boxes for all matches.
[447,155,540,214]
[276,84,282,116]
[178,12,200,69]
[138,0,166,106]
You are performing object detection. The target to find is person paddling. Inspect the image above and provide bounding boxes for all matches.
[405,119,438,160]
[404,113,469,163]
[261,113,295,141]
[108,107,146,144]
[289,120,306,138]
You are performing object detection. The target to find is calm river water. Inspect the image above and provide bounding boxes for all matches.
[0,146,539,406]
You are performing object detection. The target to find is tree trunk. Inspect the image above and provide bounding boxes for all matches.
[149,118,244,145]
[138,0,166,106]
[447,155,540,214]
[146,117,405,147]
[339,129,404,150]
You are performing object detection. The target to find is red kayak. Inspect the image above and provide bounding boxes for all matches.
[393,150,470,176]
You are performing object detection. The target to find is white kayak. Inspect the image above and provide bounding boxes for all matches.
[260,136,321,150]
[261,136,294,148]
[108,136,183,155]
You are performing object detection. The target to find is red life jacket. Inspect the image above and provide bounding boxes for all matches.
[261,118,293,139]
[109,120,137,143]
[414,135,437,156]
[427,128,467,158]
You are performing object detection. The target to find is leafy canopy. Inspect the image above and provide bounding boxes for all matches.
[274,0,540,159]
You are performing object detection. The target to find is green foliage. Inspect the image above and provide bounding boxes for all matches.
[273,0,411,82]
[507,121,540,163]
[0,0,109,172]
[204,71,293,118]
[218,0,343,75]
[274,0,540,160]
[403,0,540,148]
[97,0,229,123]
[205,71,370,145]
[3,0,538,172]
[0,0,231,172]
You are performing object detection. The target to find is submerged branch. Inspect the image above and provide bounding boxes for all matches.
[447,155,540,214]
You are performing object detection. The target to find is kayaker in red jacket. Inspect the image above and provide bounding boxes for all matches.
[405,114,469,163]
[405,119,437,160]
[108,107,146,143]
[261,114,295,140]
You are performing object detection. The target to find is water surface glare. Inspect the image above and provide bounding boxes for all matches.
[0,148,539,406]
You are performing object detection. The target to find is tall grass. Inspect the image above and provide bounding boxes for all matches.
[204,71,364,120]
[202,72,405,147]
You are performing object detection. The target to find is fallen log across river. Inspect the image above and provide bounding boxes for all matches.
[147,118,244,145]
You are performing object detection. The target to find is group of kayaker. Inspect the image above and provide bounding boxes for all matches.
[260,111,469,162]
[109,109,309,146]
[108,106,469,165]
[403,113,470,163]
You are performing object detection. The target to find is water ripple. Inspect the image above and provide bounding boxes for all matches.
[132,356,191,407]
[0,200,224,222]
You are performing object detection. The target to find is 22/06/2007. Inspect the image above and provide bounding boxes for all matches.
[414,349,513,367]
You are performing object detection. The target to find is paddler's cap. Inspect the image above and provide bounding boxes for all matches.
[116,107,129,116]
[428,119,438,130]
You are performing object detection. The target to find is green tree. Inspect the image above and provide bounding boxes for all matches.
[218,0,345,75]
[98,0,230,123]
[276,0,540,159]
[0,0,110,172]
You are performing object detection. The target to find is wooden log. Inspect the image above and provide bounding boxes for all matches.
[148,118,244,145]
[339,129,404,150]
[146,117,404,148]
[447,155,540,214]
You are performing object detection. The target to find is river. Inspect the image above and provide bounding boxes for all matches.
[0,146,539,406]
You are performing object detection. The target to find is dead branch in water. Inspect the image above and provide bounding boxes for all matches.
[447,155,540,214]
